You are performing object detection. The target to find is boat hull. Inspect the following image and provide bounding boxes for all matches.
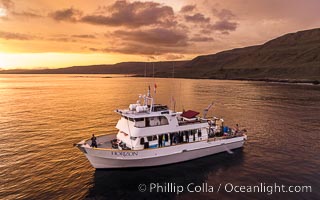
[79,136,246,169]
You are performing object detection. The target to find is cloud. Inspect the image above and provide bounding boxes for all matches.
[0,31,32,40]
[184,13,210,23]
[49,8,82,22]
[211,20,238,32]
[180,5,196,13]
[111,28,188,46]
[94,44,162,55]
[110,45,161,55]
[213,8,235,21]
[72,34,96,39]
[0,0,14,9]
[90,28,190,55]
[12,11,42,18]
[97,43,188,55]
[190,35,214,42]
[49,36,77,42]
[229,0,320,22]
[1,1,43,19]
[208,8,238,33]
[81,0,175,28]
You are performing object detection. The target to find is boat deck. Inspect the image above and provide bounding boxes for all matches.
[97,141,113,148]
[86,134,117,149]
[178,119,207,126]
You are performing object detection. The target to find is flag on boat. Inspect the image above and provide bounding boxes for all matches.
[171,96,175,103]
[154,83,157,93]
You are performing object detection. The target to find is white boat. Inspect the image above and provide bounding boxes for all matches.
[75,88,247,169]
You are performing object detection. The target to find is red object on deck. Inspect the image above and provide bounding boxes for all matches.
[181,110,200,119]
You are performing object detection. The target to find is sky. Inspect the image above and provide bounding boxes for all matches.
[0,0,319,69]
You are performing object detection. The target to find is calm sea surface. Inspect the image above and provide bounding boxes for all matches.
[0,75,319,200]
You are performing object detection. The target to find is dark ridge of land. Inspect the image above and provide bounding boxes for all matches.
[1,28,320,83]
[0,61,188,75]
[173,28,320,81]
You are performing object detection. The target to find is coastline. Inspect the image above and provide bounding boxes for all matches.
[0,72,319,85]
[133,74,320,85]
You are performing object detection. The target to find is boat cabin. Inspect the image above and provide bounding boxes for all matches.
[114,102,209,150]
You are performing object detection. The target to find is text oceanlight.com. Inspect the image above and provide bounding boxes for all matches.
[138,182,312,195]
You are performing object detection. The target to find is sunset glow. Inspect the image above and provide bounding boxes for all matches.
[0,52,146,69]
[0,0,320,69]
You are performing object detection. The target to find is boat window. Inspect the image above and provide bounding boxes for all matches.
[147,136,153,141]
[159,116,169,125]
[152,135,158,140]
[198,129,202,137]
[128,118,134,122]
[152,105,168,111]
[143,116,169,127]
[135,118,144,122]
[146,118,150,127]
[140,138,145,145]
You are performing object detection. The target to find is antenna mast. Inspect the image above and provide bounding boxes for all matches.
[153,62,156,104]
[203,102,214,119]
[172,62,176,112]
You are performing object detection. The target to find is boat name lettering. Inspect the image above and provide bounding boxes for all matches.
[111,151,138,156]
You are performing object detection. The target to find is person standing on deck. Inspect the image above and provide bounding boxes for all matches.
[186,131,189,142]
[235,124,239,135]
[158,134,163,147]
[170,133,173,145]
[91,134,97,148]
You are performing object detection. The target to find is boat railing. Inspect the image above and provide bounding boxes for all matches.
[178,119,207,126]
[208,132,246,141]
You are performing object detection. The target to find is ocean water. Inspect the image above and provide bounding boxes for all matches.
[0,75,319,199]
